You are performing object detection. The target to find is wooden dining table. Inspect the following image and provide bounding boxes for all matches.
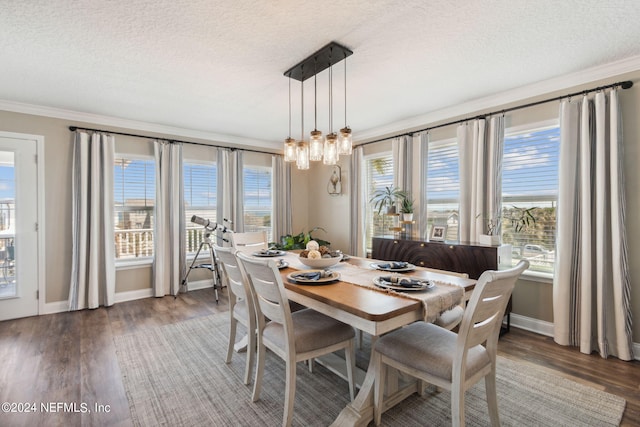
[276,252,476,427]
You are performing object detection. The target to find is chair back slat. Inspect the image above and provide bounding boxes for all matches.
[232,231,268,255]
[237,252,292,326]
[457,261,529,355]
[214,245,249,303]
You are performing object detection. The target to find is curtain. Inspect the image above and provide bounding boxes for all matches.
[349,146,365,257]
[153,140,185,297]
[458,117,504,242]
[392,135,412,195]
[219,148,243,234]
[553,90,633,360]
[68,131,115,310]
[272,155,291,244]
[416,131,429,239]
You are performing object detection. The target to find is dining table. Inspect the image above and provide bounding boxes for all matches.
[274,251,476,427]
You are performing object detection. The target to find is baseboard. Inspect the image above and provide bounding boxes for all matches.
[42,300,69,315]
[509,313,554,337]
[185,279,214,291]
[114,288,154,303]
[509,313,640,361]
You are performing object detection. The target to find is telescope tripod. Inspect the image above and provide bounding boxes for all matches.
[181,228,224,303]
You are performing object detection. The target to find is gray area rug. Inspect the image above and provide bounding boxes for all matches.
[114,313,625,426]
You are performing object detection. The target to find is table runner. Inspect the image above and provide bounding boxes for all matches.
[279,252,464,322]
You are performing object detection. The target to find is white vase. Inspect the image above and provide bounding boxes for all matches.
[479,234,500,246]
[402,213,414,221]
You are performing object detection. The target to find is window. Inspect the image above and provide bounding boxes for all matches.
[501,123,560,275]
[114,157,155,259]
[243,165,272,242]
[425,138,460,241]
[364,152,393,252]
[184,161,217,256]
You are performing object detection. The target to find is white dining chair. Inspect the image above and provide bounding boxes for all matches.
[373,260,529,427]
[231,231,268,256]
[236,252,356,427]
[213,245,257,385]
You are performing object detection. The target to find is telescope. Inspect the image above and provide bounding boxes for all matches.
[191,215,216,230]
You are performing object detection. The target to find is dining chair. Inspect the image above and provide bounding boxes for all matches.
[231,231,268,255]
[213,244,257,385]
[236,252,356,427]
[373,260,529,427]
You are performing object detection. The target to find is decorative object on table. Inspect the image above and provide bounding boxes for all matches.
[271,227,330,250]
[327,165,342,196]
[373,276,434,292]
[299,243,343,268]
[429,225,446,241]
[400,194,414,221]
[369,261,416,272]
[287,269,341,284]
[369,185,407,215]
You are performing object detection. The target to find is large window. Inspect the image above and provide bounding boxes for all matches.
[364,152,393,252]
[184,161,217,255]
[243,165,272,242]
[114,157,155,259]
[501,122,560,275]
[425,138,460,241]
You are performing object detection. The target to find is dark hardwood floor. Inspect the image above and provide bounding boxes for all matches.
[1,288,638,426]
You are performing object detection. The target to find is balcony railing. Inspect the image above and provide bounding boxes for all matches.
[115,228,219,259]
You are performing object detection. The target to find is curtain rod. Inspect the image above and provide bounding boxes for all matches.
[356,80,634,147]
[68,126,281,157]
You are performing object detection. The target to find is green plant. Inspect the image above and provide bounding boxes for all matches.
[400,195,414,214]
[369,186,407,215]
[478,206,538,235]
[270,227,331,250]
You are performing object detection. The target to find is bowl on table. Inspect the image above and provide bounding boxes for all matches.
[298,254,343,269]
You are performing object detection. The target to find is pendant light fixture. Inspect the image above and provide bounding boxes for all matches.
[283,42,353,169]
[323,54,338,166]
[284,76,297,162]
[296,72,310,170]
[309,57,324,161]
[338,52,353,155]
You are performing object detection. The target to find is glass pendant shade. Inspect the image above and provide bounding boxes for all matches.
[296,141,310,170]
[309,130,323,161]
[284,137,297,162]
[338,127,353,155]
[323,133,338,165]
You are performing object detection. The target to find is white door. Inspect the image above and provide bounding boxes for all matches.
[0,135,39,321]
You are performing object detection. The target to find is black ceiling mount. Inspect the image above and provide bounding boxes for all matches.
[284,41,353,82]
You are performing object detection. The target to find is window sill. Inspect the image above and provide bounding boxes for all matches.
[116,258,153,270]
[521,269,553,284]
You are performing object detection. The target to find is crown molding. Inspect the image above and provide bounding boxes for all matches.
[357,54,640,142]
[0,99,281,151]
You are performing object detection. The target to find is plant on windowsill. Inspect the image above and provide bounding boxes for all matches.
[477,206,538,246]
[271,227,331,250]
[400,195,414,221]
[369,186,407,215]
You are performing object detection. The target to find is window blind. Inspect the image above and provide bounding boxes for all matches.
[243,165,273,242]
[184,161,217,254]
[364,153,393,251]
[425,139,460,240]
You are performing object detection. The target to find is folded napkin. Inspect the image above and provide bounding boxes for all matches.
[257,249,280,255]
[292,271,333,281]
[379,276,430,288]
[378,261,408,269]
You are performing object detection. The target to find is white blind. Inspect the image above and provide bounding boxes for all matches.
[113,157,155,259]
[184,161,217,254]
[425,138,459,240]
[243,165,272,242]
[364,153,393,251]
[502,124,559,274]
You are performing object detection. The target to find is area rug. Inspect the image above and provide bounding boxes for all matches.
[114,313,625,426]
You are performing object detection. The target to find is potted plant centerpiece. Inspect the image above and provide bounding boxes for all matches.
[400,194,414,221]
[477,206,538,246]
[478,216,501,246]
[369,186,407,215]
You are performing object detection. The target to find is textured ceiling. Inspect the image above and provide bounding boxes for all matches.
[2,0,640,149]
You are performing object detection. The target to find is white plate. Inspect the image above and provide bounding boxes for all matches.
[373,276,434,292]
[277,260,289,269]
[253,250,286,257]
[287,270,340,285]
[370,262,416,272]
